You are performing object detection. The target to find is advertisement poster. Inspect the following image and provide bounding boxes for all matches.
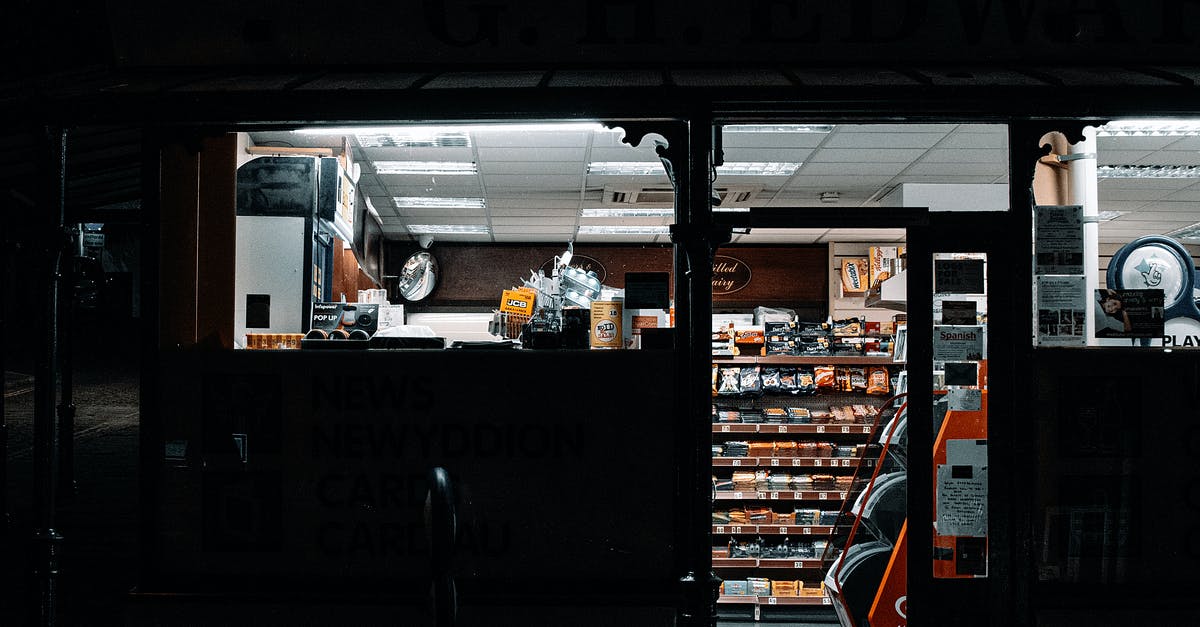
[1093,288,1165,339]
[1036,276,1086,346]
[934,259,985,294]
[1035,205,1084,275]
[933,325,984,361]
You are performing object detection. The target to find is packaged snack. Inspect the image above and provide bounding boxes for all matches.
[761,368,783,392]
[797,337,831,356]
[779,368,799,392]
[832,316,865,337]
[763,407,788,422]
[835,367,852,392]
[748,577,772,596]
[849,367,868,391]
[866,366,890,395]
[786,407,811,423]
[814,366,836,388]
[766,340,795,356]
[712,364,719,396]
[718,367,741,395]
[774,440,798,457]
[810,410,833,424]
[723,580,749,596]
[796,369,818,395]
[740,367,763,396]
[764,321,794,341]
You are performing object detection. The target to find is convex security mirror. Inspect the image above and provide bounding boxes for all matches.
[397,250,439,301]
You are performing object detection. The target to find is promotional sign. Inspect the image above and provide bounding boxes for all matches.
[1093,289,1164,339]
[590,301,623,348]
[311,302,379,336]
[1035,205,1084,275]
[933,325,984,361]
[934,259,985,294]
[1036,275,1087,347]
[499,288,537,316]
[712,255,753,295]
[941,301,978,325]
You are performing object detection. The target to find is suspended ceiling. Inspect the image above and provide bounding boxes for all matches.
[248,122,1200,245]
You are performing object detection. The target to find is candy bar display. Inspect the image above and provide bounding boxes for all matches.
[711,311,895,614]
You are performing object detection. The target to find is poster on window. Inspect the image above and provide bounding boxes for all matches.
[1037,275,1086,346]
[1093,288,1164,339]
[1035,205,1084,275]
[933,325,984,361]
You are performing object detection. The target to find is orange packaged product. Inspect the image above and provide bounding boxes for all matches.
[774,511,796,525]
[773,441,798,457]
[749,441,774,457]
[771,580,801,597]
[814,366,836,388]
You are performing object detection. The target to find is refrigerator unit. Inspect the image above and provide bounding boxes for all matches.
[234,156,354,346]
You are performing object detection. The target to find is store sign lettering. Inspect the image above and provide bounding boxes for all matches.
[539,254,607,283]
[713,255,752,295]
[1163,334,1200,348]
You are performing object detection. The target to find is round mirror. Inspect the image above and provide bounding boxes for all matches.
[397,250,439,301]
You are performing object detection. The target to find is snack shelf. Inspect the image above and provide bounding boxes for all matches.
[712,355,898,366]
[717,595,831,606]
[714,424,874,435]
[714,491,848,501]
[713,524,837,536]
[714,558,828,569]
[713,457,863,468]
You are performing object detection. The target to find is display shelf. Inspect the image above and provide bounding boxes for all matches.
[713,424,874,435]
[713,524,836,536]
[713,558,828,569]
[717,595,832,606]
[714,491,848,501]
[713,457,864,469]
[712,355,899,366]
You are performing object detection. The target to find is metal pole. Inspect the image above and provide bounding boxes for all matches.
[32,124,66,627]
[57,236,77,497]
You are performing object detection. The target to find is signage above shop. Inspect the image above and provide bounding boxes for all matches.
[712,255,752,295]
[110,1,1200,68]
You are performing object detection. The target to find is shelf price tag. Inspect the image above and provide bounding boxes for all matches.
[732,526,742,533]
[734,492,743,499]
[813,459,822,467]
[793,491,803,499]
[816,426,825,433]
[778,526,787,534]
[840,492,847,500]
[819,492,828,500]
[803,527,812,535]
[777,426,788,433]
[771,458,780,467]
[770,492,780,500]
[716,526,725,533]
[793,561,803,569]
[757,492,768,499]
[732,459,741,467]
[721,425,731,432]
[861,426,871,434]
[823,597,832,605]
[841,425,851,434]
[791,459,802,467]
[768,597,778,605]
[841,459,851,467]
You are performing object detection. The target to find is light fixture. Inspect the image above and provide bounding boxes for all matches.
[406,224,490,234]
[358,131,471,148]
[713,207,751,212]
[373,161,478,175]
[393,196,487,209]
[820,191,840,203]
[588,162,666,176]
[363,197,382,220]
[724,124,835,134]
[715,162,802,176]
[581,208,673,217]
[578,225,671,235]
[297,122,612,137]
[1096,119,1200,137]
[1096,165,1200,179]
[1168,221,1200,242]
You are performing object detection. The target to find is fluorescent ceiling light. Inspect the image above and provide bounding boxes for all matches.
[373,161,478,175]
[297,122,612,136]
[717,162,802,176]
[588,162,665,176]
[581,208,673,217]
[713,207,751,212]
[1096,165,1200,179]
[1096,119,1200,137]
[406,224,490,234]
[358,132,471,148]
[393,196,487,209]
[724,124,835,133]
[1096,210,1126,221]
[578,225,670,235]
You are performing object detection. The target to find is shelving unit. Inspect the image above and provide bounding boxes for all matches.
[712,352,900,620]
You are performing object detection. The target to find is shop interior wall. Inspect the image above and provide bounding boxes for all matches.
[383,242,828,317]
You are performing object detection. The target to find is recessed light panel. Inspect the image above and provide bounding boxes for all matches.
[581,208,674,217]
[406,224,490,234]
[1097,165,1200,179]
[373,161,478,175]
[393,197,487,209]
[578,225,670,235]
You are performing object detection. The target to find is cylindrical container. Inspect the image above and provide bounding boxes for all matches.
[590,301,623,349]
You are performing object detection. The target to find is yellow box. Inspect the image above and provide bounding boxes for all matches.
[500,288,536,316]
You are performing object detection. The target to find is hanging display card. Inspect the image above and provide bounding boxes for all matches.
[934,259,985,294]
[1093,288,1165,339]
[937,463,988,537]
[942,301,978,325]
[933,325,984,361]
[947,388,982,411]
[1035,205,1084,275]
[1036,275,1087,346]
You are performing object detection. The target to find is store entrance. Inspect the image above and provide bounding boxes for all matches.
[709,207,932,626]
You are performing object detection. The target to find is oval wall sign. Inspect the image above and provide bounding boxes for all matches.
[540,254,607,283]
[712,255,752,295]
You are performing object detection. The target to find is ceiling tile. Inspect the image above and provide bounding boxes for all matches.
[479,161,585,175]
[918,148,1005,163]
[938,132,1008,149]
[722,133,826,149]
[788,175,895,188]
[491,225,577,234]
[477,147,587,162]
[808,148,927,163]
[1134,152,1200,166]
[473,130,595,148]
[893,175,1003,184]
[798,162,907,176]
[377,174,482,189]
[491,216,578,226]
[1096,136,1179,151]
[481,174,585,188]
[587,146,663,161]
[904,162,1005,176]
[1098,150,1154,165]
[824,132,947,149]
[359,146,475,162]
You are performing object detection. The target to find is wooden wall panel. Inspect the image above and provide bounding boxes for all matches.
[383,243,828,313]
[158,143,199,348]
[196,134,237,349]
